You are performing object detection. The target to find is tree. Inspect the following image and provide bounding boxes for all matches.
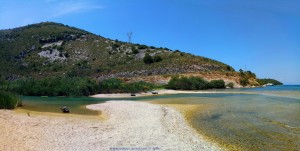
[239,69,244,75]
[143,53,153,64]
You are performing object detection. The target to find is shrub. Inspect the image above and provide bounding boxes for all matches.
[0,76,9,91]
[9,77,98,96]
[112,43,120,48]
[239,69,256,86]
[132,48,139,54]
[240,78,249,87]
[166,76,226,90]
[138,45,148,49]
[0,91,22,109]
[208,80,225,89]
[143,54,162,64]
[126,81,154,93]
[164,47,170,51]
[57,46,63,51]
[153,55,162,62]
[226,65,234,71]
[99,78,155,93]
[166,76,208,90]
[189,77,209,89]
[226,82,234,88]
[99,78,124,93]
[143,53,153,64]
[165,76,179,89]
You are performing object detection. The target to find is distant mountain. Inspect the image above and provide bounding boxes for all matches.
[0,22,244,85]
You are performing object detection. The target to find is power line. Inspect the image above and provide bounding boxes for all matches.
[127,32,132,43]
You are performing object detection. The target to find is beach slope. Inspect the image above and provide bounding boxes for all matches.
[0,101,219,151]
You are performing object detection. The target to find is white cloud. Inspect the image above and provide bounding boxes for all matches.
[44,0,59,3]
[0,0,104,29]
[51,1,104,17]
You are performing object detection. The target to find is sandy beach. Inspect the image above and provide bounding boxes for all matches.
[90,89,233,98]
[0,101,219,151]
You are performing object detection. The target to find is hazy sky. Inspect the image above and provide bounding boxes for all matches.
[1,0,299,84]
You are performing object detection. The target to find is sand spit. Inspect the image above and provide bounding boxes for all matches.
[90,89,215,98]
[0,101,219,151]
[90,89,253,98]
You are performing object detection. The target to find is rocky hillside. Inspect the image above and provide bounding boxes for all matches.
[0,22,243,85]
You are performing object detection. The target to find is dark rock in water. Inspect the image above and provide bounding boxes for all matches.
[60,106,70,113]
[130,93,136,96]
[151,91,158,94]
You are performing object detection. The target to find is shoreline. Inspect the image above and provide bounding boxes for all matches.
[90,89,254,98]
[0,101,220,151]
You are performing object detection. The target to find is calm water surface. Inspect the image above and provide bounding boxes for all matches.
[20,85,300,150]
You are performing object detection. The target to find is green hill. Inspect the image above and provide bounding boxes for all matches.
[0,22,235,81]
[257,78,283,85]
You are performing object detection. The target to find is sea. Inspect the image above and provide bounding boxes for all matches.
[20,85,300,150]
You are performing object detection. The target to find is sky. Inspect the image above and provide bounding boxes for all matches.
[0,0,299,84]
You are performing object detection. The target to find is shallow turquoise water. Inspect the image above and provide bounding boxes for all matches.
[20,85,300,150]
[188,93,299,150]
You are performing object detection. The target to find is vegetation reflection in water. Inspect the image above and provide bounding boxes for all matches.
[20,86,300,150]
[19,93,215,115]
[20,96,108,115]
